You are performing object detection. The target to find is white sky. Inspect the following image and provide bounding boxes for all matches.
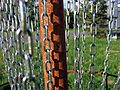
[118,4,120,7]
[63,0,74,9]
[63,0,66,8]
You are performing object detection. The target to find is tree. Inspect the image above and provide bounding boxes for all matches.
[86,0,108,37]
[64,0,108,37]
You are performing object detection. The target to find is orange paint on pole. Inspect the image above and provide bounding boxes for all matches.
[38,0,68,90]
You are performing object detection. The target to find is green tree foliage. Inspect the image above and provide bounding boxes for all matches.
[97,0,108,28]
[64,0,108,37]
[87,0,108,37]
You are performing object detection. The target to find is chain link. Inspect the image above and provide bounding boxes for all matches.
[0,0,43,90]
[88,1,98,90]
[81,0,87,89]
[34,0,43,89]
[0,1,17,89]
[114,70,120,90]
[41,0,53,90]
[101,0,114,89]
[66,0,71,63]
[73,0,87,89]
[1,0,120,90]
[73,0,81,89]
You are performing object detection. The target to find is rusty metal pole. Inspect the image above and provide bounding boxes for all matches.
[38,0,68,90]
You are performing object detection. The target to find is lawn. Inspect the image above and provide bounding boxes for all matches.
[0,36,120,90]
[0,50,8,89]
[67,36,120,90]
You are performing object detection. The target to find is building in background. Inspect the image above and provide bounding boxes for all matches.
[117,1,120,30]
[109,0,120,39]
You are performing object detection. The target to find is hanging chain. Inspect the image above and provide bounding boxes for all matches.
[34,0,43,89]
[1,0,120,90]
[74,0,81,89]
[18,1,34,89]
[41,0,53,90]
[66,0,71,63]
[80,0,87,89]
[0,0,18,89]
[101,0,114,89]
[114,70,120,90]
[88,1,98,90]
[0,0,43,90]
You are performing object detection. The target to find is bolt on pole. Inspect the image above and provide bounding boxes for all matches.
[38,0,68,90]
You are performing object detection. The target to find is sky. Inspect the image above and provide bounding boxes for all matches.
[63,0,66,8]
[63,0,74,9]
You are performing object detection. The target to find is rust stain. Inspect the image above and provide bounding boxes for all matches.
[38,0,68,90]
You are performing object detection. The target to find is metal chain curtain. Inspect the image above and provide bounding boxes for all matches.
[0,0,120,90]
[0,0,43,90]
[66,0,120,90]
[73,0,98,89]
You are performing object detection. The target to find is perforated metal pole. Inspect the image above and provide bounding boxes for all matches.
[38,0,68,90]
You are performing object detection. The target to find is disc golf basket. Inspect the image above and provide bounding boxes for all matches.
[0,0,120,90]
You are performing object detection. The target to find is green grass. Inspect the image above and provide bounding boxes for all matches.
[0,36,120,90]
[0,50,8,85]
[67,36,120,90]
